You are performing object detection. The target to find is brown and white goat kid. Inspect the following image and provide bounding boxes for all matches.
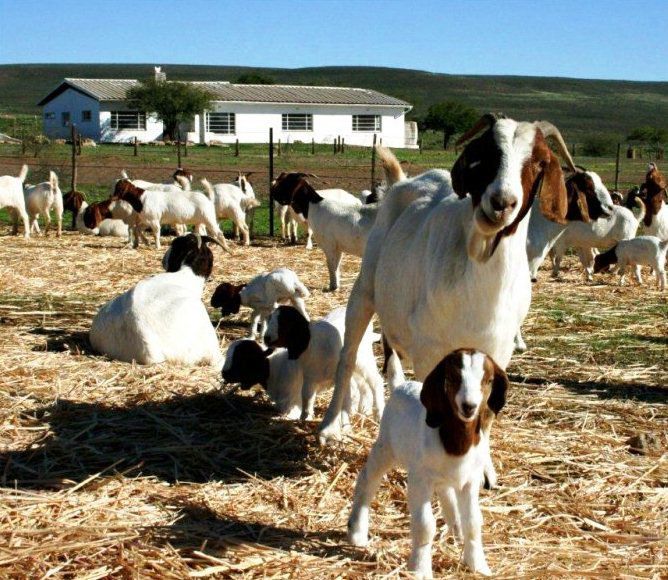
[319,116,579,483]
[348,349,508,577]
[640,163,668,241]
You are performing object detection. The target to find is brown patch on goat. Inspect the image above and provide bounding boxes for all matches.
[83,199,113,229]
[642,164,667,227]
[210,282,246,315]
[420,349,508,457]
[113,179,144,213]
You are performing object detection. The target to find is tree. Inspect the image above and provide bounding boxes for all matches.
[423,101,478,150]
[627,126,668,145]
[126,78,213,141]
[235,73,274,85]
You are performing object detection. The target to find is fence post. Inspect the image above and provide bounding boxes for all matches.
[269,128,274,237]
[70,124,78,193]
[76,132,82,156]
[311,138,315,155]
[176,134,182,168]
[333,138,337,155]
[614,142,621,191]
[341,137,345,154]
[134,136,138,157]
[370,133,377,192]
[235,138,239,157]
[278,139,281,157]
[184,136,188,158]
[418,137,422,154]
[571,143,576,157]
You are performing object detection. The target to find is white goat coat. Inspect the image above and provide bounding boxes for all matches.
[646,204,668,241]
[90,267,222,366]
[23,173,63,235]
[0,166,30,237]
[241,268,310,319]
[75,201,131,238]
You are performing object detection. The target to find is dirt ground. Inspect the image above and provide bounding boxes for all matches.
[0,229,665,578]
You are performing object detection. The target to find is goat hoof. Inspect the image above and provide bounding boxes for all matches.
[482,473,498,490]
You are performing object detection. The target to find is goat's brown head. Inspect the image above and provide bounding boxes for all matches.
[564,169,614,222]
[83,199,113,229]
[270,172,322,218]
[641,163,667,227]
[222,339,273,390]
[113,179,144,212]
[161,233,224,279]
[452,115,576,261]
[63,191,86,215]
[420,349,508,456]
[173,167,193,182]
[210,282,247,316]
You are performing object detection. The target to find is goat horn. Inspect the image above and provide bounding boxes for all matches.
[201,235,226,249]
[534,121,577,173]
[297,172,319,179]
[455,113,503,146]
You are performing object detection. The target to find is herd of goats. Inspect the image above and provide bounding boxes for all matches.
[1,114,667,576]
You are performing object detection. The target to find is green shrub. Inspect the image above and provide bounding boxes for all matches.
[581,134,619,157]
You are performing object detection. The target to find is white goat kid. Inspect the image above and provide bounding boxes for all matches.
[319,116,577,486]
[0,165,30,238]
[349,349,508,577]
[89,233,224,366]
[594,236,668,290]
[22,171,64,237]
[211,267,310,339]
[271,173,378,290]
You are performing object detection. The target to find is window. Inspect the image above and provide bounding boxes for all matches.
[206,112,235,134]
[81,110,92,122]
[61,112,70,127]
[110,111,147,130]
[353,114,381,132]
[282,113,312,131]
[44,112,55,120]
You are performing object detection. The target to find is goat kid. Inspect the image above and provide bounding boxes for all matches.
[211,267,310,339]
[0,165,30,237]
[349,349,508,577]
[89,233,224,366]
[594,235,668,290]
[22,171,64,237]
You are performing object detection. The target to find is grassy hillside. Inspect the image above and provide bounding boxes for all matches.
[1,63,668,139]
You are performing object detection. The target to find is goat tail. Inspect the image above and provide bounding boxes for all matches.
[175,174,191,191]
[49,171,59,192]
[294,279,310,299]
[17,164,28,183]
[200,178,215,202]
[634,197,646,224]
[380,333,405,390]
[120,169,129,179]
[376,146,405,186]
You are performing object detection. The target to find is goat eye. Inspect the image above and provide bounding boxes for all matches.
[468,160,481,169]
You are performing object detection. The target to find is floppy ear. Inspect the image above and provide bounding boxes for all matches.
[286,310,311,360]
[420,360,447,428]
[487,359,509,415]
[538,151,569,224]
[450,153,469,199]
[566,179,591,223]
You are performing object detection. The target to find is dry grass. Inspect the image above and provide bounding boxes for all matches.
[0,230,666,579]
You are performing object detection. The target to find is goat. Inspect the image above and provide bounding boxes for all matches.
[318,115,579,488]
[348,349,508,577]
[109,179,230,251]
[271,173,378,290]
[119,169,192,192]
[22,171,64,237]
[640,163,668,240]
[200,177,260,245]
[594,236,668,290]
[80,197,147,243]
[211,267,310,339]
[89,233,224,366]
[0,165,30,237]
[526,169,615,281]
[223,306,383,421]
[550,199,644,280]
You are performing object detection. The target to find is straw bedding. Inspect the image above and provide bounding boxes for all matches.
[0,231,665,578]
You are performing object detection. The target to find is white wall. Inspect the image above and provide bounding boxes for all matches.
[99,101,163,143]
[198,103,413,148]
[42,90,100,140]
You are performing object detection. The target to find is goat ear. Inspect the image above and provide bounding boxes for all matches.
[538,151,569,224]
[487,359,509,415]
[286,313,311,360]
[566,180,591,223]
[420,360,447,428]
[450,153,469,199]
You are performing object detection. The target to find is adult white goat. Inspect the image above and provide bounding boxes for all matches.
[111,179,230,251]
[200,177,260,245]
[0,165,30,238]
[318,116,592,486]
[271,173,378,290]
[640,163,668,240]
[22,171,64,237]
[89,233,225,366]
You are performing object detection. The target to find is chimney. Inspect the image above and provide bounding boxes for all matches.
[154,66,166,82]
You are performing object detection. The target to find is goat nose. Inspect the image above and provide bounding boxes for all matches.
[490,192,518,212]
[461,402,477,418]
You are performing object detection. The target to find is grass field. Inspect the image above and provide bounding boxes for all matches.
[0,228,665,578]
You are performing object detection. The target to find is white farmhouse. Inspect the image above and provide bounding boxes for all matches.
[38,71,417,148]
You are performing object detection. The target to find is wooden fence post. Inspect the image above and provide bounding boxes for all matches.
[269,128,274,237]
[134,136,138,157]
[370,133,377,192]
[176,134,182,168]
[333,138,337,155]
[184,136,188,158]
[418,137,422,154]
[341,137,345,153]
[70,124,78,193]
[614,142,621,191]
[235,138,239,157]
[311,138,315,155]
[278,139,281,157]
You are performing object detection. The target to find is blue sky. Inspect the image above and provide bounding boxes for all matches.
[1,0,666,81]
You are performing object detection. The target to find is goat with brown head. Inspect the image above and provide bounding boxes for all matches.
[161,233,224,279]
[270,173,322,218]
[113,179,144,213]
[641,163,667,228]
[83,199,113,230]
[211,282,247,316]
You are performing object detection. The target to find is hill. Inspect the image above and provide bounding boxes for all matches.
[1,63,667,139]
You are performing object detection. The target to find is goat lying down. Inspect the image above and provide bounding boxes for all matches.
[349,349,508,577]
[211,267,310,339]
[90,233,224,366]
[319,116,579,485]
[223,306,384,421]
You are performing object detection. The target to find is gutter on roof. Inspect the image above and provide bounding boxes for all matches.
[206,100,411,108]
